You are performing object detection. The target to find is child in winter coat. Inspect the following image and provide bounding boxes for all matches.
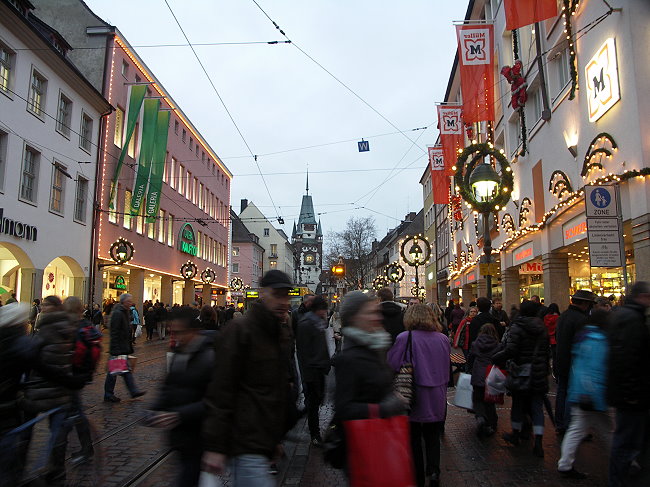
[467,323,501,437]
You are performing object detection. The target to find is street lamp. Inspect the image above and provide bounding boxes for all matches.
[455,143,513,301]
[400,235,431,300]
[180,261,198,280]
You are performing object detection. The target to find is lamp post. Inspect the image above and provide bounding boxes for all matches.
[469,162,500,301]
[400,235,431,300]
[454,142,513,302]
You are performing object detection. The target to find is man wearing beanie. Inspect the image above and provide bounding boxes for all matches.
[202,270,295,486]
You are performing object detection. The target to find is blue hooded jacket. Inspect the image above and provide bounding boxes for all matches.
[568,325,609,411]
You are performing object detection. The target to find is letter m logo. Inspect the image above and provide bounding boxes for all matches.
[592,68,606,98]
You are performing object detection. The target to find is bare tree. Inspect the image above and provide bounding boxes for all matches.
[325,216,377,289]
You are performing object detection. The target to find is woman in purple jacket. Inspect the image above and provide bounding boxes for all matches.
[388,304,451,487]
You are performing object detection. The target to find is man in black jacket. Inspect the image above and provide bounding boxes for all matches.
[296,295,331,445]
[608,282,650,486]
[148,308,215,487]
[103,294,146,402]
[377,287,404,344]
[554,289,596,433]
[468,297,496,349]
[489,297,509,338]
[202,270,295,485]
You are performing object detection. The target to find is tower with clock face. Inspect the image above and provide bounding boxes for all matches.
[292,174,323,293]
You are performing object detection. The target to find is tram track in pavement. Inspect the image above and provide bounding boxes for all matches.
[120,448,174,486]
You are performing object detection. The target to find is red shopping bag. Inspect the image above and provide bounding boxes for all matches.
[344,408,416,487]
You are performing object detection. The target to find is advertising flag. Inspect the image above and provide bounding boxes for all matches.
[437,105,464,174]
[145,110,171,223]
[456,23,495,123]
[130,98,160,216]
[429,146,449,205]
[505,0,557,31]
[108,84,146,208]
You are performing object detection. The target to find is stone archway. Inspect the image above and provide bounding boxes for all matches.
[0,241,34,304]
[42,256,86,300]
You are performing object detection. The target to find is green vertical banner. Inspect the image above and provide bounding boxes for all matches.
[108,85,146,209]
[145,110,170,223]
[130,98,160,216]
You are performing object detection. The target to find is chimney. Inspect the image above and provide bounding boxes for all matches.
[241,199,248,213]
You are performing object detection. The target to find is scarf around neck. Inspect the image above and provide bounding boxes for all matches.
[342,326,392,351]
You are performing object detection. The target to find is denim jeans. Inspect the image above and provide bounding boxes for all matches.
[230,454,275,487]
[511,392,545,435]
[104,371,138,398]
[303,376,325,439]
[555,375,572,431]
[609,410,648,487]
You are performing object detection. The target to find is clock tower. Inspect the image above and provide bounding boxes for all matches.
[292,172,323,293]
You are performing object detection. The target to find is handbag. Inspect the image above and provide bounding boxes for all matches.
[344,405,416,487]
[322,420,346,469]
[107,355,128,375]
[484,365,506,404]
[505,339,541,393]
[393,331,415,409]
[452,372,474,409]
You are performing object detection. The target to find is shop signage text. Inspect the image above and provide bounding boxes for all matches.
[585,38,620,123]
[520,262,543,275]
[512,241,535,265]
[562,215,588,246]
[586,185,624,268]
[245,290,259,299]
[177,223,198,256]
[114,275,127,290]
[0,208,37,242]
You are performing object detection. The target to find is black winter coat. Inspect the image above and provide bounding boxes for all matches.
[493,316,550,394]
[468,311,497,350]
[296,312,331,382]
[152,333,215,449]
[607,300,650,411]
[203,302,294,459]
[333,337,394,421]
[555,305,589,378]
[22,311,77,414]
[467,334,501,387]
[109,304,133,356]
[380,301,405,344]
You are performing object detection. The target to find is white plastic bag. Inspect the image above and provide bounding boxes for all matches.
[453,372,474,409]
[198,471,224,487]
[135,324,142,338]
[486,365,507,396]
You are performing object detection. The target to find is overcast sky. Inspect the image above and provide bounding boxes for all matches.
[85,0,467,239]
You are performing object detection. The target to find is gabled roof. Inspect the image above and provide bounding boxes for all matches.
[316,219,323,238]
[231,210,260,247]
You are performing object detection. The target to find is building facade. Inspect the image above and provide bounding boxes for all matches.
[0,0,111,304]
[32,0,232,312]
[292,181,323,293]
[230,209,264,290]
[420,167,437,303]
[239,199,295,282]
[436,0,650,311]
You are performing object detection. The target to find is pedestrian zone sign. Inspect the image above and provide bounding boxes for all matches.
[585,185,619,218]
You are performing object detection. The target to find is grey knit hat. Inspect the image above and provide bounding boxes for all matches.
[339,291,373,328]
[0,302,29,328]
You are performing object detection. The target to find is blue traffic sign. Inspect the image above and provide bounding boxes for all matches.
[358,140,370,152]
[590,187,611,209]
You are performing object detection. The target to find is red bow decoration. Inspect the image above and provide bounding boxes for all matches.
[451,195,463,222]
[501,60,528,110]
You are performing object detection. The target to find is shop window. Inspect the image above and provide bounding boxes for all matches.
[123,190,132,229]
[167,214,174,246]
[169,157,177,188]
[27,69,47,118]
[178,165,185,194]
[0,130,6,191]
[20,146,39,203]
[74,177,88,223]
[199,182,204,209]
[79,113,93,152]
[158,210,165,243]
[232,263,239,274]
[121,60,129,78]
[147,215,155,239]
[0,43,15,95]
[232,246,240,257]
[49,162,66,215]
[186,172,192,200]
[56,93,72,138]
[114,107,124,147]
[551,48,571,102]
[128,123,138,158]
[109,184,119,224]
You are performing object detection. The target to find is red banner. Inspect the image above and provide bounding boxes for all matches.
[456,23,495,123]
[437,105,464,175]
[429,146,448,204]
[505,0,557,31]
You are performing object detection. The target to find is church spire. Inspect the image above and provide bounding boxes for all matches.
[306,166,309,195]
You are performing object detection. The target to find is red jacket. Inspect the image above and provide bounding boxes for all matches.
[544,314,558,345]
[453,317,472,350]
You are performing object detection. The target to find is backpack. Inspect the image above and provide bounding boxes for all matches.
[72,323,103,375]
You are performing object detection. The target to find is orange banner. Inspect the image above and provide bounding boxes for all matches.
[456,23,495,123]
[429,146,449,205]
[437,105,464,175]
[505,0,557,31]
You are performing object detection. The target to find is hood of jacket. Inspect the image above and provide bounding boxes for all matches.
[473,333,499,353]
[514,315,546,336]
[37,311,70,329]
[301,311,327,331]
[380,301,403,317]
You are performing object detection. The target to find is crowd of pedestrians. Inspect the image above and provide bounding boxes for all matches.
[1,273,649,487]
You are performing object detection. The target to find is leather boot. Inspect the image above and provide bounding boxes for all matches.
[502,429,520,446]
[533,435,544,457]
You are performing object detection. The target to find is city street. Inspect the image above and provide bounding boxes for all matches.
[24,338,618,486]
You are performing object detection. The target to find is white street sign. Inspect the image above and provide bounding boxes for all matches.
[585,185,619,217]
[589,242,623,267]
